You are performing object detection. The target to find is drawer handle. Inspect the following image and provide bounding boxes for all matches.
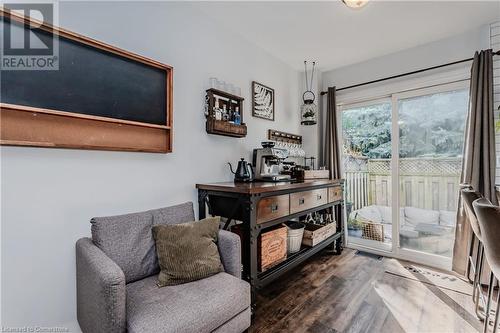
[299,198,305,205]
[317,194,322,200]
[270,204,279,212]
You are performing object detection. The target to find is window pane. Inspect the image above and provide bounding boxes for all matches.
[398,89,468,258]
[342,102,392,247]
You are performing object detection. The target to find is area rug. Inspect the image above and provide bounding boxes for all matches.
[355,250,383,260]
[384,258,473,296]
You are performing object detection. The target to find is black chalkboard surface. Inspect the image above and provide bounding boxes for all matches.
[1,10,173,153]
[1,16,168,126]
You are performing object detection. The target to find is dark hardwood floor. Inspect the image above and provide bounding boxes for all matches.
[250,248,482,333]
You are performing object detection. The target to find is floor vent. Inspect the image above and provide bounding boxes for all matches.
[355,250,383,260]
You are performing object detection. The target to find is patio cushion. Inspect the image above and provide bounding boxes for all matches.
[379,206,392,223]
[383,223,392,240]
[91,202,195,283]
[126,272,250,333]
[439,210,456,227]
[404,206,439,227]
[414,223,451,236]
[378,206,405,225]
[353,206,382,223]
[382,224,419,240]
[400,227,420,238]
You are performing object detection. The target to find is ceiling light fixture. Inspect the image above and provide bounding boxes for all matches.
[342,0,369,9]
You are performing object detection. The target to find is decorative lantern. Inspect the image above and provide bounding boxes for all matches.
[301,61,317,125]
[301,90,317,125]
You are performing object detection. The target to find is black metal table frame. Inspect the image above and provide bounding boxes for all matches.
[197,182,345,311]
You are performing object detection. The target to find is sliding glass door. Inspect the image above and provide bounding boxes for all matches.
[395,84,469,266]
[340,81,469,268]
[341,98,393,252]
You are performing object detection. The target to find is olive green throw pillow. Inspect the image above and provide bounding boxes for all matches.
[152,216,224,287]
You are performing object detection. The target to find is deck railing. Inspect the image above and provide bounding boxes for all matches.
[344,156,462,211]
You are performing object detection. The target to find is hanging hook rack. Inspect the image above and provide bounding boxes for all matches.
[268,129,302,145]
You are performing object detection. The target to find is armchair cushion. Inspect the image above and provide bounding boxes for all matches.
[91,210,155,283]
[126,272,250,333]
[91,202,195,283]
[152,202,195,226]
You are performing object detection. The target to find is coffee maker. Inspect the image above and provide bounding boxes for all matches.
[252,143,292,182]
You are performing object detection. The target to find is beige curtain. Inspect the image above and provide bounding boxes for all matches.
[324,87,341,179]
[452,50,498,275]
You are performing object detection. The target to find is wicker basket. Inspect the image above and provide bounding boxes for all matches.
[361,221,384,242]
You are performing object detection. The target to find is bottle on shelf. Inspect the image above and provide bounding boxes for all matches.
[214,97,222,121]
[222,104,228,121]
[234,106,241,125]
[204,95,210,116]
[228,105,234,124]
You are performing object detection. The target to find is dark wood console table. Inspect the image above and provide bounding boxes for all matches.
[196,179,345,310]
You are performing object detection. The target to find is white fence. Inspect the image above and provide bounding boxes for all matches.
[344,156,462,211]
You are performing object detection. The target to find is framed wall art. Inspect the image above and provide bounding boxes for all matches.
[252,81,274,121]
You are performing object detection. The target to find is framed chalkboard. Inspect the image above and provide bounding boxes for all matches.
[0,8,173,153]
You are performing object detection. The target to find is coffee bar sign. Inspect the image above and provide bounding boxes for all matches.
[1,2,59,70]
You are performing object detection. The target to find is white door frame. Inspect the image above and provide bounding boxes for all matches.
[339,80,469,270]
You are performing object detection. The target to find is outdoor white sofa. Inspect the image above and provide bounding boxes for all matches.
[349,205,456,255]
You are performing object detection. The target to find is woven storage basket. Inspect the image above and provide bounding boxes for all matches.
[361,221,384,242]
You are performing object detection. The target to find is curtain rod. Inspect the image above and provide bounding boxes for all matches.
[320,49,500,96]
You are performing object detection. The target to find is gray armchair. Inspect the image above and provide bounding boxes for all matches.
[76,202,251,333]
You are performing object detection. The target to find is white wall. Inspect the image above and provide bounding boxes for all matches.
[322,24,490,90]
[298,70,323,166]
[1,2,302,329]
[491,21,500,185]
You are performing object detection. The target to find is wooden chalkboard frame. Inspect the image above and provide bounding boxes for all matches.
[0,8,173,153]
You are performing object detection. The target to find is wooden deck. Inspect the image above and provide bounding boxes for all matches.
[250,248,481,333]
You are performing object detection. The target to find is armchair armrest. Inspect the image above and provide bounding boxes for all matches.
[217,230,242,279]
[76,238,126,333]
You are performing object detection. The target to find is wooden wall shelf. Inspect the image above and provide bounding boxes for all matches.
[205,88,246,138]
[206,119,247,138]
[0,104,170,153]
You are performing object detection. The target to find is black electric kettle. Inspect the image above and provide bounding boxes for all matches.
[228,158,254,182]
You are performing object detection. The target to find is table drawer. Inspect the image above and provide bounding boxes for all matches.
[257,194,290,224]
[290,188,328,214]
[328,186,343,203]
